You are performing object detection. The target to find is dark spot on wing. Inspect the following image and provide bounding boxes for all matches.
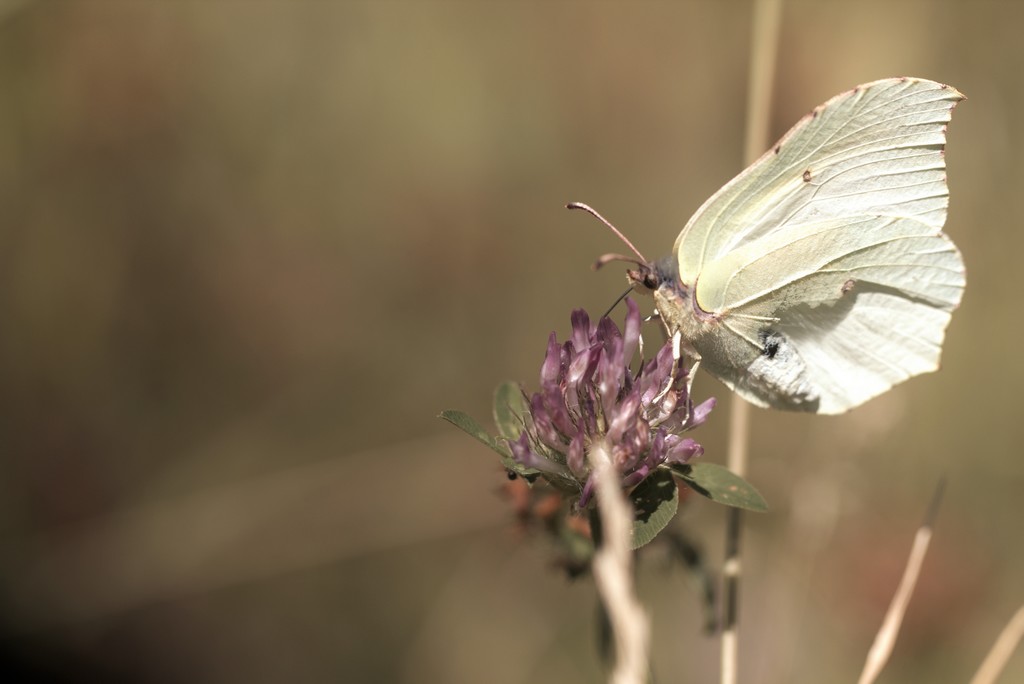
[802,169,812,182]
[841,279,856,295]
[748,329,819,410]
[774,144,781,155]
[759,329,781,359]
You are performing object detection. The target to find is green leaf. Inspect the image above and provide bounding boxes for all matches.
[438,410,509,458]
[492,381,529,441]
[629,469,679,549]
[672,463,768,512]
[439,408,542,478]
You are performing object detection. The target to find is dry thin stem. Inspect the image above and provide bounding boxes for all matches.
[743,0,784,167]
[969,604,1024,684]
[721,0,782,683]
[589,440,650,684]
[857,483,944,684]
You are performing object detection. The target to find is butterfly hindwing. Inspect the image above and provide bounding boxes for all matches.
[668,78,965,414]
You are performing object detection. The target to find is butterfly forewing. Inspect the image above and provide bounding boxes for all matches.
[676,78,964,283]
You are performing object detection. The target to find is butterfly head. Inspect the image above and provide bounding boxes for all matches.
[626,255,679,297]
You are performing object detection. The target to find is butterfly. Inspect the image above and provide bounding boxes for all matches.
[577,78,965,414]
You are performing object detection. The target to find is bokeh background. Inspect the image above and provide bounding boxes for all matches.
[0,1,1020,682]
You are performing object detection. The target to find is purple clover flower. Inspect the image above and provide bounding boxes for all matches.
[510,299,714,507]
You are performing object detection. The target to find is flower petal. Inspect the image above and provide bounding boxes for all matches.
[622,298,641,364]
[508,432,569,475]
[540,332,561,388]
[690,397,716,428]
[607,390,641,443]
[567,431,586,477]
[570,309,593,353]
[596,335,625,417]
[530,392,565,450]
[665,437,704,464]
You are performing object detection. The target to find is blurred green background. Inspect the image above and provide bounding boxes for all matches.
[0,1,1020,682]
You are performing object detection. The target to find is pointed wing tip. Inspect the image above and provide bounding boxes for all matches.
[932,80,967,104]
[831,77,966,106]
[878,76,966,102]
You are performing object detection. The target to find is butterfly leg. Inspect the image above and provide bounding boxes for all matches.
[653,330,685,404]
[683,357,702,423]
[668,331,703,424]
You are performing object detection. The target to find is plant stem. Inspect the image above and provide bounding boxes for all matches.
[857,481,945,684]
[969,604,1024,684]
[589,440,650,684]
[721,1,782,683]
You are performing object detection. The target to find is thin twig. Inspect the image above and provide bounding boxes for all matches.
[969,604,1024,684]
[589,440,650,684]
[743,0,784,168]
[721,1,782,683]
[856,481,945,684]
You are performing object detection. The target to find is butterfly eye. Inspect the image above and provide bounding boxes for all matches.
[626,266,659,294]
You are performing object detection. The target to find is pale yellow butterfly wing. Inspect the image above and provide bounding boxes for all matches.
[695,215,963,413]
[676,78,962,281]
[669,78,965,413]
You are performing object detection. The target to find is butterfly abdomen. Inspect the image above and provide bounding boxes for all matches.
[628,250,822,411]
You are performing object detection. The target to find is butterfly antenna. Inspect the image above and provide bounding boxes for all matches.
[566,202,648,264]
